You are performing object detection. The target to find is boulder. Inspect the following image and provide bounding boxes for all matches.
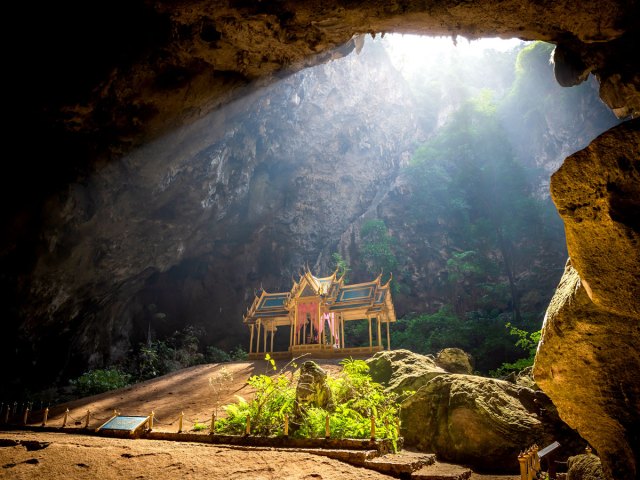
[550,119,640,318]
[294,361,334,419]
[515,366,539,391]
[435,348,474,374]
[366,349,447,394]
[567,453,604,480]
[534,262,640,480]
[400,373,581,473]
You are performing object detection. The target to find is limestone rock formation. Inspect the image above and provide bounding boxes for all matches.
[567,452,605,480]
[515,367,539,391]
[400,374,581,473]
[294,361,334,418]
[435,348,474,375]
[2,2,640,477]
[365,349,447,394]
[534,262,640,480]
[550,119,640,317]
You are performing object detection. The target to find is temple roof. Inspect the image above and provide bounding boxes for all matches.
[243,268,396,325]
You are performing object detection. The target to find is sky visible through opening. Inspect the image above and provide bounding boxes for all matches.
[383,34,527,76]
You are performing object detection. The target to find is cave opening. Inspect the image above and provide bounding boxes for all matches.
[3,33,621,400]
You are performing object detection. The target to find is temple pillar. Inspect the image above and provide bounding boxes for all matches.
[249,324,254,354]
[289,315,294,348]
[377,317,382,347]
[368,316,373,350]
[263,323,267,353]
[256,321,261,354]
[386,319,391,351]
[270,327,275,353]
[341,315,345,348]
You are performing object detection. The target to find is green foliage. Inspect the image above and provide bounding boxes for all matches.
[215,358,400,448]
[70,369,131,396]
[331,252,351,282]
[192,422,208,431]
[360,219,398,276]
[205,346,231,363]
[489,324,541,377]
[229,345,248,361]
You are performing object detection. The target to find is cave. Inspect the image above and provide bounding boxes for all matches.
[2,1,639,479]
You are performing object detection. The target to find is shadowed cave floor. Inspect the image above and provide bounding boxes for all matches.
[0,360,519,479]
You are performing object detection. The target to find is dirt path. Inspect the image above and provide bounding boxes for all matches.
[1,358,519,479]
[0,430,393,480]
[31,358,345,432]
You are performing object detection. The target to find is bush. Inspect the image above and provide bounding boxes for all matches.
[205,346,231,363]
[70,369,131,396]
[229,345,248,361]
[215,358,400,449]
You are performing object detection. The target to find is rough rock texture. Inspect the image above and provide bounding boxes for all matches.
[8,0,639,216]
[435,348,474,375]
[567,453,605,480]
[400,374,581,473]
[534,262,640,480]
[12,43,419,377]
[295,361,334,418]
[538,120,640,480]
[550,119,640,317]
[2,2,640,477]
[366,350,447,393]
[514,367,539,391]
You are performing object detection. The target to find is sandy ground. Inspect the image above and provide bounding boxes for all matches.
[0,359,519,479]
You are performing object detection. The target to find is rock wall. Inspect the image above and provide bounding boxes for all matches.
[12,41,420,379]
[534,120,640,480]
[2,2,639,478]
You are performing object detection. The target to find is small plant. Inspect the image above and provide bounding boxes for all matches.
[192,422,208,431]
[70,368,131,396]
[209,366,234,418]
[214,356,401,449]
[205,346,231,363]
[229,345,248,361]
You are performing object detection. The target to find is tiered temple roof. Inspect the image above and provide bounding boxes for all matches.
[243,269,396,326]
[242,268,396,359]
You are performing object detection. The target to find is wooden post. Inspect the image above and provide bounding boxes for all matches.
[524,450,532,480]
[84,410,90,429]
[256,320,261,353]
[263,324,267,353]
[341,315,345,348]
[149,411,154,431]
[325,415,330,439]
[178,412,183,433]
[270,327,275,353]
[377,317,382,347]
[61,409,69,428]
[42,407,49,427]
[23,406,29,425]
[249,324,254,354]
[386,319,391,350]
[210,412,216,434]
[370,416,376,440]
[368,316,373,350]
[284,415,289,437]
[245,415,251,435]
[518,452,527,480]
[289,316,294,348]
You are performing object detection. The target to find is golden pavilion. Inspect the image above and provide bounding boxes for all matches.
[243,269,396,359]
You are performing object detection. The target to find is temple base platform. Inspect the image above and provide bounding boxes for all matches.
[247,345,384,360]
